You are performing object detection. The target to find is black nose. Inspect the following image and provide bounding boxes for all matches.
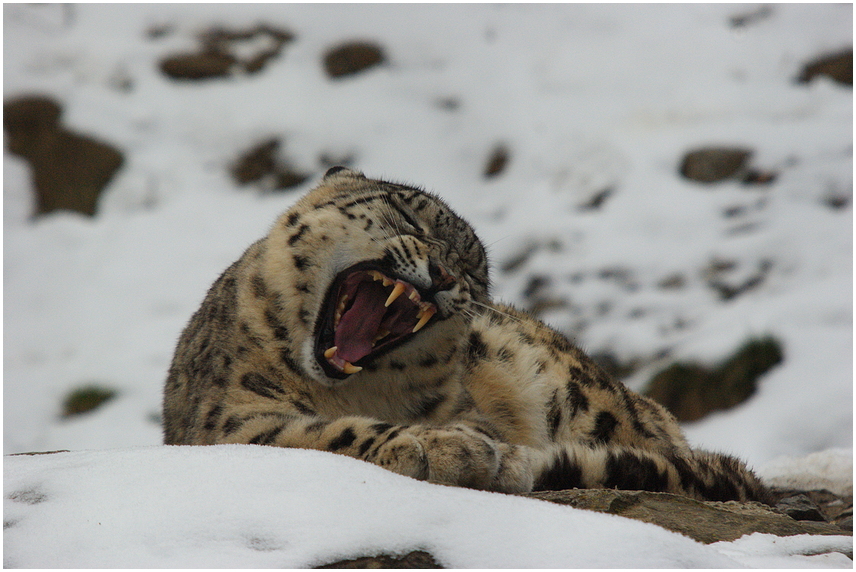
[428,261,456,292]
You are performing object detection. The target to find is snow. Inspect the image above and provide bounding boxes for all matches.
[4,3,852,567]
[4,446,852,569]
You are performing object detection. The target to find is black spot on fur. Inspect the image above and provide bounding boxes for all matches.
[565,380,589,416]
[569,366,594,388]
[293,255,310,271]
[288,224,310,246]
[249,425,285,445]
[390,360,406,371]
[547,390,562,439]
[592,368,616,392]
[240,372,285,400]
[371,422,394,435]
[251,274,268,298]
[203,404,223,431]
[466,331,488,365]
[549,331,573,353]
[683,453,746,502]
[305,420,328,433]
[357,437,375,457]
[497,346,515,362]
[291,399,315,415]
[329,427,357,451]
[534,450,584,491]
[264,309,289,341]
[469,424,501,441]
[412,393,446,418]
[604,450,670,492]
[298,309,311,326]
[519,332,537,346]
[223,416,242,435]
[418,355,439,368]
[285,212,300,227]
[590,411,618,445]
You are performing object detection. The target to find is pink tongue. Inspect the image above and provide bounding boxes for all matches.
[334,282,387,363]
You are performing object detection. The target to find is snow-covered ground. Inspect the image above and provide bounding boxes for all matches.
[4,4,852,567]
[4,446,853,568]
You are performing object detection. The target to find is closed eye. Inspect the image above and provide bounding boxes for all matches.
[396,208,422,234]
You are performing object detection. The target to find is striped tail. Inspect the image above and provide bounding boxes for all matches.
[531,444,770,504]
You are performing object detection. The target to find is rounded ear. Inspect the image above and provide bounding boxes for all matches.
[323,166,364,180]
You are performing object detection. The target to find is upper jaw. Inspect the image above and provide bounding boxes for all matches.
[313,261,456,380]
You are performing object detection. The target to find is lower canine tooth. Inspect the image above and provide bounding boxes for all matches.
[342,362,363,375]
[412,307,436,333]
[373,329,390,343]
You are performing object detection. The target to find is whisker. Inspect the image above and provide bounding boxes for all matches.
[470,300,523,324]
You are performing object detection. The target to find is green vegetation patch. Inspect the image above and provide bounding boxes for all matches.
[62,385,117,417]
[644,336,783,422]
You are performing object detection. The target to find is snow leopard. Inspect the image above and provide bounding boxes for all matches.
[163,166,769,503]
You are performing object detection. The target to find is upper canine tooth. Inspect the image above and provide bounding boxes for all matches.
[385,282,406,307]
[324,346,338,359]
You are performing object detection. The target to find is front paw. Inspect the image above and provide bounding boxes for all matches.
[416,426,502,489]
[373,431,430,481]
[491,443,534,494]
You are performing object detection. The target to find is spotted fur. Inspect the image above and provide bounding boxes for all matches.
[163,168,769,502]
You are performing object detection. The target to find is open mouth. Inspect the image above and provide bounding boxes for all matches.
[314,264,439,379]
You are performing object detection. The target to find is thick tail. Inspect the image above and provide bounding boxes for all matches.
[530,444,770,504]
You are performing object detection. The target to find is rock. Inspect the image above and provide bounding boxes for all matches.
[316,549,442,569]
[770,488,854,528]
[679,147,752,183]
[231,138,280,185]
[160,24,294,81]
[520,274,568,317]
[524,488,852,545]
[643,336,783,422]
[729,5,774,28]
[61,385,117,417]
[230,138,310,191]
[797,48,852,86]
[4,95,124,217]
[775,493,826,522]
[577,187,613,211]
[323,42,385,79]
[160,52,236,80]
[484,144,510,178]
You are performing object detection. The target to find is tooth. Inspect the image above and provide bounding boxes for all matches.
[382,276,393,287]
[385,282,406,307]
[373,328,390,343]
[342,361,363,375]
[324,346,338,359]
[412,306,436,333]
[369,271,383,281]
[408,290,420,302]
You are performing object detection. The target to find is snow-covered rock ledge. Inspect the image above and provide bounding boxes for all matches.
[4,446,852,568]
